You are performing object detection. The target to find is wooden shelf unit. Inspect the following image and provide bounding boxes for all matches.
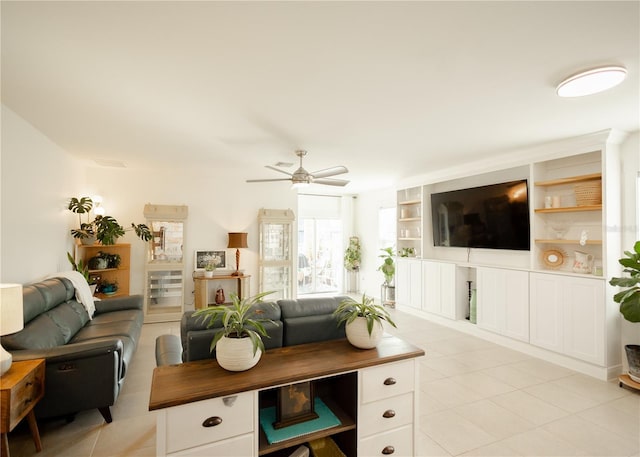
[535,239,602,245]
[534,205,602,213]
[534,172,602,187]
[75,243,130,298]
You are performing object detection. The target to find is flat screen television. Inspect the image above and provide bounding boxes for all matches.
[430,179,530,251]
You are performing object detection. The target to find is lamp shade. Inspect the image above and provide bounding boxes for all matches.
[227,232,248,249]
[1,284,24,336]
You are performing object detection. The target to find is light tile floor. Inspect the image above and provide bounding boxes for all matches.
[7,308,640,457]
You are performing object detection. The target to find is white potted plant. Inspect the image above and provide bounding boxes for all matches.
[204,260,216,278]
[333,294,396,349]
[192,290,276,371]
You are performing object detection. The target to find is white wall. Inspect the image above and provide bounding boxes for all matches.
[0,104,297,303]
[87,166,297,306]
[620,130,640,352]
[353,186,396,299]
[1,105,85,283]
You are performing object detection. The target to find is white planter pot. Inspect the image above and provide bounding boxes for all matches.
[345,317,383,349]
[216,335,262,371]
[204,271,214,278]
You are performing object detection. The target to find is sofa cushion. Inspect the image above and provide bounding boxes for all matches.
[22,278,75,324]
[281,314,346,346]
[2,300,89,350]
[278,296,349,346]
[278,296,350,318]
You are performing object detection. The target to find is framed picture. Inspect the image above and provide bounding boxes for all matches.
[273,381,318,429]
[194,250,226,270]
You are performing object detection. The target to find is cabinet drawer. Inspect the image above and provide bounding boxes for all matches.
[164,392,254,453]
[359,424,413,456]
[8,364,44,430]
[359,392,413,437]
[361,360,414,404]
[169,433,253,456]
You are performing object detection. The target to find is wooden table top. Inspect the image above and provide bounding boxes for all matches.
[149,335,424,411]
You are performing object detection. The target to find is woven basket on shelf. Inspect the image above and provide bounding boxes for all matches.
[574,180,602,206]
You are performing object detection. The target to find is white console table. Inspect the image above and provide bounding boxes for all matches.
[149,335,424,456]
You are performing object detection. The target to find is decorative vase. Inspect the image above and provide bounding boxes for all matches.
[215,287,225,304]
[216,335,262,371]
[469,288,477,324]
[204,270,214,278]
[625,344,640,383]
[345,317,383,349]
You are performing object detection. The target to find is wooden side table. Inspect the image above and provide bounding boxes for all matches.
[193,274,251,309]
[1,359,45,457]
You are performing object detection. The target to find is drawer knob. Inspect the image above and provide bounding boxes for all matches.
[382,445,395,455]
[202,416,223,427]
[382,409,395,418]
[383,377,396,386]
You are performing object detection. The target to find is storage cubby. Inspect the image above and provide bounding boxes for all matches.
[397,186,422,258]
[257,373,357,456]
[532,151,603,276]
[75,243,130,299]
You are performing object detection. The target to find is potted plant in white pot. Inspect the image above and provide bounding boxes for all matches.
[192,290,276,371]
[204,261,216,278]
[609,240,640,383]
[333,294,396,349]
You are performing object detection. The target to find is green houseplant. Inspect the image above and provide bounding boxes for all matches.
[192,290,276,371]
[378,247,396,307]
[344,236,362,271]
[609,240,640,382]
[67,197,152,245]
[378,247,395,285]
[333,294,396,349]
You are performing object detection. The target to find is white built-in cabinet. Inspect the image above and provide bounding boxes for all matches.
[422,260,458,319]
[476,267,529,342]
[395,258,421,310]
[530,272,605,365]
[393,130,625,379]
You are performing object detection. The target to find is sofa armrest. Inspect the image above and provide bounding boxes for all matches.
[12,338,124,364]
[95,295,143,313]
[155,334,182,366]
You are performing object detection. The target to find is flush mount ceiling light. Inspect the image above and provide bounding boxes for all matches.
[556,66,627,97]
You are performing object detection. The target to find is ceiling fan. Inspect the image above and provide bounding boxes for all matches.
[247,150,349,187]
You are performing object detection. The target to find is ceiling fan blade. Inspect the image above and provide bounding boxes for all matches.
[310,166,348,179]
[313,177,350,187]
[265,165,293,176]
[246,178,292,183]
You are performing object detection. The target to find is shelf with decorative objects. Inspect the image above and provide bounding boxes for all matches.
[396,186,422,259]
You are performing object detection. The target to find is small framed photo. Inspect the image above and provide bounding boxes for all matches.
[194,250,226,270]
[273,381,318,429]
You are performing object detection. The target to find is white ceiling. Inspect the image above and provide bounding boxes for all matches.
[2,1,639,193]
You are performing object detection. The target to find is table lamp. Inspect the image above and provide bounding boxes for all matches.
[1,284,24,376]
[228,232,248,277]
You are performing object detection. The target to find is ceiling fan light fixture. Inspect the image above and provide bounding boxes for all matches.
[291,181,309,190]
[556,66,627,97]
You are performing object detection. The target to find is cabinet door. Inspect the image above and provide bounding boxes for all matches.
[476,268,501,334]
[529,273,563,353]
[422,261,441,315]
[395,259,410,307]
[562,277,605,365]
[439,263,457,319]
[408,259,423,310]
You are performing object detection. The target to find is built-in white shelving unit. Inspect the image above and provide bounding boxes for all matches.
[394,129,626,380]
